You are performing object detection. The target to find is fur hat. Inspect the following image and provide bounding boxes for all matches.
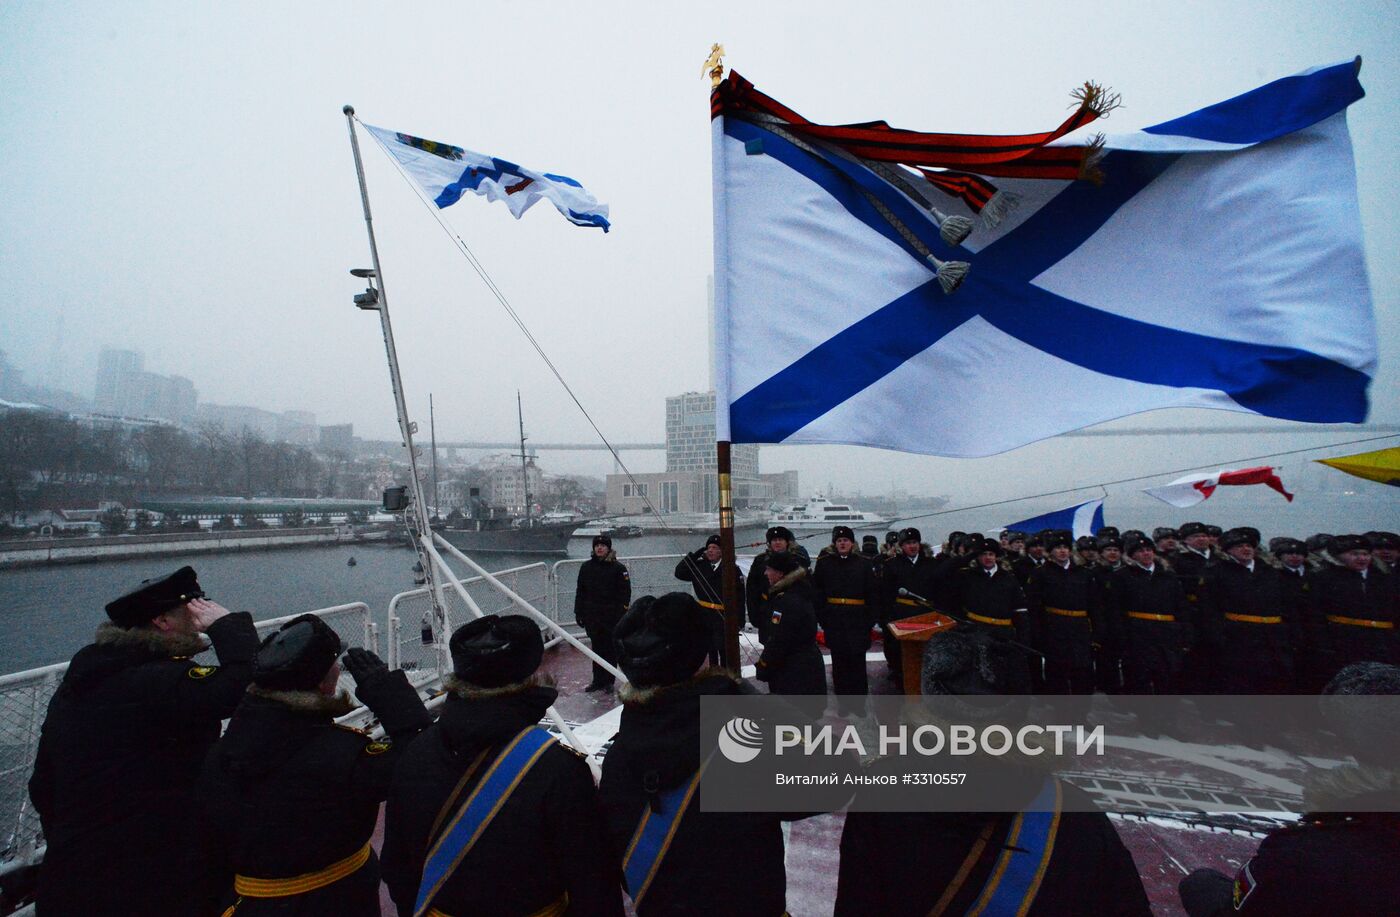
[1044,533,1073,551]
[705,534,722,548]
[1096,526,1120,540]
[1096,534,1123,551]
[614,593,710,688]
[1331,534,1371,555]
[1219,528,1257,551]
[861,535,880,557]
[899,527,922,544]
[1306,533,1335,554]
[253,614,344,691]
[1124,535,1155,557]
[1178,522,1208,539]
[971,537,1003,556]
[592,534,612,548]
[1075,536,1098,552]
[766,525,795,544]
[1152,526,1179,542]
[105,565,205,628]
[449,614,544,688]
[1269,537,1306,556]
[831,525,855,543]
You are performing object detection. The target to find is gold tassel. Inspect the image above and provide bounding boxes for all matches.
[1078,133,1107,185]
[1071,81,1122,119]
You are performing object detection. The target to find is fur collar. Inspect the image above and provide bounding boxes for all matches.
[246,685,356,717]
[93,622,207,658]
[618,666,741,706]
[767,566,808,596]
[442,672,555,699]
[588,549,619,563]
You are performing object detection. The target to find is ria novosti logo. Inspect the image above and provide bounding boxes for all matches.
[717,717,764,764]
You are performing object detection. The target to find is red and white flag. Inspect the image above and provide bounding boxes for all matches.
[1144,466,1294,508]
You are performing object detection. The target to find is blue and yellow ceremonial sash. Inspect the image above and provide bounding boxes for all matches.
[621,759,712,908]
[413,726,556,917]
[965,777,1063,916]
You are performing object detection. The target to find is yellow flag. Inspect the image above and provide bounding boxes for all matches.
[1316,447,1400,487]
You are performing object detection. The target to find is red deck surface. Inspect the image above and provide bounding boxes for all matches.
[371,639,1271,916]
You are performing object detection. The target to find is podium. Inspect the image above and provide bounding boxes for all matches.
[888,611,958,696]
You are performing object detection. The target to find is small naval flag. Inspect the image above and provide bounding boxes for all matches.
[363,123,609,231]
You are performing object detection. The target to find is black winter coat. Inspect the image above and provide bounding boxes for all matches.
[745,547,810,639]
[198,669,432,917]
[882,548,956,622]
[380,682,623,917]
[574,553,632,628]
[1201,560,1298,692]
[836,778,1150,916]
[1308,564,1399,679]
[1103,564,1193,693]
[598,673,793,917]
[756,569,828,707]
[811,548,878,638]
[1025,561,1101,669]
[29,612,259,917]
[673,552,743,611]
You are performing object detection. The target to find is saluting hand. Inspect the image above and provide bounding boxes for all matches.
[342,647,391,688]
[187,598,231,633]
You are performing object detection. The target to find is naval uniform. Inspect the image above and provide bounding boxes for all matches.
[881,547,956,687]
[836,777,1151,916]
[1309,564,1400,683]
[574,551,631,687]
[1200,559,1299,694]
[674,552,743,666]
[1104,563,1193,695]
[811,546,878,706]
[381,682,623,917]
[745,547,810,643]
[29,613,260,916]
[598,673,794,917]
[199,670,432,916]
[755,569,828,719]
[1026,560,1101,695]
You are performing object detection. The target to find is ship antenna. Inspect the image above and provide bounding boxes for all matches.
[517,391,532,528]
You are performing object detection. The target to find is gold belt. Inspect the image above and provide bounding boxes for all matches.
[697,600,724,611]
[429,892,569,917]
[826,597,866,605]
[231,841,370,899]
[1225,613,1282,624]
[1046,606,1088,618]
[966,612,1013,627]
[1126,612,1175,622]
[1326,615,1395,629]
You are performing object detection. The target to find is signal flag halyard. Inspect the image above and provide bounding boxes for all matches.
[710,60,1375,457]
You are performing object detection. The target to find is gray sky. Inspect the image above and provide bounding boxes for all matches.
[2,1,1397,512]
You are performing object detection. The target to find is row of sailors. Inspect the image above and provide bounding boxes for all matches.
[25,565,1400,916]
[715,523,1400,703]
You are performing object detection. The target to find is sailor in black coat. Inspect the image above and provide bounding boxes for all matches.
[381,614,623,917]
[1308,535,1399,685]
[1104,538,1194,695]
[674,533,744,665]
[744,525,810,643]
[836,626,1151,917]
[1267,537,1317,690]
[753,552,828,718]
[28,566,259,917]
[1179,662,1400,917]
[880,527,956,688]
[575,535,632,691]
[1025,534,1101,695]
[599,592,802,917]
[812,525,878,711]
[1200,529,1299,694]
[199,615,432,916]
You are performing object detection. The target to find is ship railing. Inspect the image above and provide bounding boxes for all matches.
[0,602,374,877]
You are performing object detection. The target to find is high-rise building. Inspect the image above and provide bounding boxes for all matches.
[93,349,198,424]
[664,391,759,476]
[94,349,143,414]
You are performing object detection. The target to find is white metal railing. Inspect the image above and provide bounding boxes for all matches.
[0,603,376,876]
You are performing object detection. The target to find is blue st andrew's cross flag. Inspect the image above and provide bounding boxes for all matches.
[363,123,609,231]
[710,61,1375,457]
[1004,500,1105,540]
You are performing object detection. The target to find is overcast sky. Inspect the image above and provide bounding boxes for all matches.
[2,1,1396,515]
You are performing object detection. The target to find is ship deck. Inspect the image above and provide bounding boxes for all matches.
[371,637,1266,916]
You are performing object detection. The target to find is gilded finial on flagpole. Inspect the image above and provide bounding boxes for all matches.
[703,43,726,87]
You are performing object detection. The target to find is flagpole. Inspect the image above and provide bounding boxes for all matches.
[343,105,450,670]
[717,441,742,670]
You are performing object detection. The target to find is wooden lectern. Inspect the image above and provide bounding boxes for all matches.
[888,611,958,696]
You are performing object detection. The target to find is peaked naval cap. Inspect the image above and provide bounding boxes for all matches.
[105,565,205,628]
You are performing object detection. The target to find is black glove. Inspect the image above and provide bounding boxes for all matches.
[342,647,390,689]
[754,660,771,683]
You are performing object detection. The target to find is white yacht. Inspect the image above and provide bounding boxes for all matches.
[766,495,890,534]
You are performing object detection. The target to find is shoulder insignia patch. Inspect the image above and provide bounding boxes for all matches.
[770,610,783,624]
[187,665,217,679]
[1232,860,1256,910]
[363,741,392,756]
[622,570,630,579]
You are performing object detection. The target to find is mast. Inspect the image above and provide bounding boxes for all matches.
[342,105,448,651]
[430,393,439,519]
[517,391,533,527]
